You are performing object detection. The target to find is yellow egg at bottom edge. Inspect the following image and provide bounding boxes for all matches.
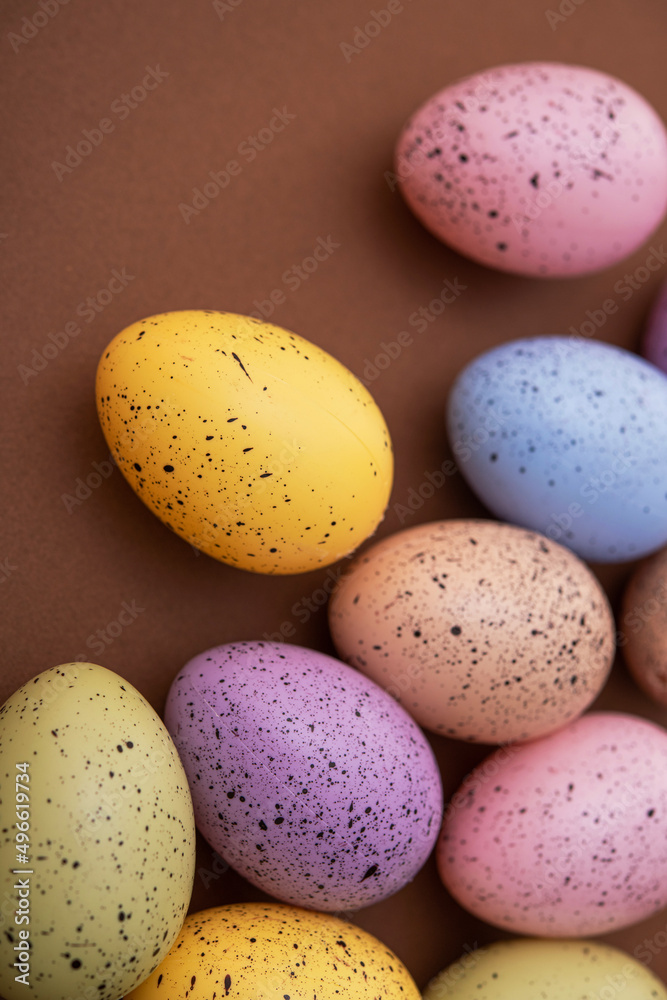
[126,902,420,999]
[423,939,667,999]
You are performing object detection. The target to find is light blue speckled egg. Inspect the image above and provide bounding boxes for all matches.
[447,336,667,562]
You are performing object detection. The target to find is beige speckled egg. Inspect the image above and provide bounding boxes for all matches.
[0,662,196,1000]
[328,519,614,744]
[423,939,667,999]
[127,902,421,999]
[621,546,667,705]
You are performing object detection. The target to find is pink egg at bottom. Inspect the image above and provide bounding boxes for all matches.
[643,278,667,374]
[165,641,443,911]
[437,712,667,936]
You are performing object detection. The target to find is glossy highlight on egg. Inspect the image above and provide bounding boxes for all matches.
[395,62,667,276]
[95,310,393,574]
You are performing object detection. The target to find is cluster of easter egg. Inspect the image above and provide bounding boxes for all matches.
[3,60,667,1000]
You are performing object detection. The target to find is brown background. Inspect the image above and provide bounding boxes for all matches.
[3,0,667,992]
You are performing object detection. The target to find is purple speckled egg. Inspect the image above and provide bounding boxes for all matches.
[165,641,443,911]
[643,278,667,374]
[395,62,667,277]
[437,711,667,936]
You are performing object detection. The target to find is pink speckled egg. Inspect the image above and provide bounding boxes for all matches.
[621,546,667,706]
[395,62,667,277]
[164,641,443,911]
[328,520,614,744]
[437,711,667,936]
[643,279,667,374]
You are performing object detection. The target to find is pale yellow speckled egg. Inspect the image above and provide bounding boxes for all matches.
[621,546,667,705]
[328,519,614,743]
[95,311,393,574]
[126,902,421,999]
[0,662,196,1000]
[423,939,667,999]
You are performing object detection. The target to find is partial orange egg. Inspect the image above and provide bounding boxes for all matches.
[329,519,615,744]
[621,546,667,705]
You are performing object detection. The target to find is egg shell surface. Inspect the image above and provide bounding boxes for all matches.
[164,641,443,911]
[395,61,667,277]
[447,336,667,562]
[328,519,614,744]
[643,278,667,374]
[621,546,667,705]
[126,902,421,999]
[0,662,196,1000]
[95,311,393,574]
[423,938,667,999]
[437,711,667,936]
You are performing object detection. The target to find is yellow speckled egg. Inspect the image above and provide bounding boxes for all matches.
[329,519,615,743]
[126,902,420,999]
[621,546,667,706]
[423,938,667,999]
[0,662,196,1000]
[95,311,393,574]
